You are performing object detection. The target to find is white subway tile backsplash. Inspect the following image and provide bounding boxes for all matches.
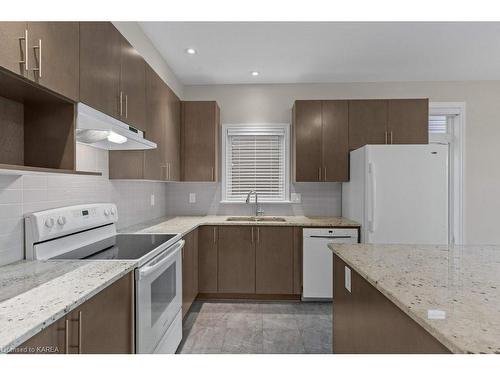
[0,189,22,204]
[22,175,47,190]
[0,175,22,189]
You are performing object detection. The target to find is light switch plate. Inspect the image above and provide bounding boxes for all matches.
[291,193,301,203]
[189,193,196,203]
[345,266,351,292]
[150,194,155,207]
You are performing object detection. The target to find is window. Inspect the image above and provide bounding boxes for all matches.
[221,124,290,203]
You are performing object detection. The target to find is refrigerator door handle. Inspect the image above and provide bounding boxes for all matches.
[368,162,376,233]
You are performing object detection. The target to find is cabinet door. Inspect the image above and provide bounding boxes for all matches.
[292,227,303,295]
[182,230,198,317]
[71,272,134,354]
[0,22,28,76]
[388,99,429,144]
[109,150,144,179]
[293,100,323,182]
[144,66,166,180]
[322,100,349,182]
[120,36,146,130]
[12,316,67,354]
[79,22,121,118]
[255,227,294,294]
[348,100,388,150]
[198,226,218,293]
[181,101,219,181]
[164,85,181,181]
[218,226,256,293]
[27,22,79,101]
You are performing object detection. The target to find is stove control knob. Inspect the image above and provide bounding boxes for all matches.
[44,217,55,228]
[104,209,110,216]
[110,207,116,216]
[57,216,67,226]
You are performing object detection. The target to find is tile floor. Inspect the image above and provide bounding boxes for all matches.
[177,300,332,354]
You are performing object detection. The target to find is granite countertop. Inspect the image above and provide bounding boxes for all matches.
[0,260,136,353]
[328,243,500,354]
[123,215,360,237]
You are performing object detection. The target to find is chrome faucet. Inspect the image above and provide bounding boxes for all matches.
[246,190,264,216]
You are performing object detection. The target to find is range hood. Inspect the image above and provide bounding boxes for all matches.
[76,103,157,150]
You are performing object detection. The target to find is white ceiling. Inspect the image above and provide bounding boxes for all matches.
[139,22,500,85]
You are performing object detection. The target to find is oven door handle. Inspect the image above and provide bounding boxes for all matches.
[138,240,184,280]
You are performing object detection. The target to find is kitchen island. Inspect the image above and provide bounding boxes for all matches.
[328,243,500,354]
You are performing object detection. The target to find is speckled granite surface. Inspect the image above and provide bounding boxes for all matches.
[123,215,360,237]
[328,243,500,354]
[0,260,136,353]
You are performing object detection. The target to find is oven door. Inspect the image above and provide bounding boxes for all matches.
[135,240,184,354]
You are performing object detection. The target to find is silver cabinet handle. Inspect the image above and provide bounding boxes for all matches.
[168,163,171,180]
[390,131,393,144]
[257,228,260,243]
[318,167,321,181]
[324,167,327,181]
[119,91,123,117]
[64,319,69,354]
[211,167,214,181]
[385,131,388,144]
[18,29,29,71]
[32,38,42,78]
[251,227,254,244]
[125,94,128,119]
[213,227,216,244]
[78,311,82,354]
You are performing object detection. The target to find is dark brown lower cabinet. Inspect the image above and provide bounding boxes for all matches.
[182,229,198,318]
[217,226,256,294]
[14,272,134,354]
[332,255,450,354]
[255,227,293,294]
[198,226,218,293]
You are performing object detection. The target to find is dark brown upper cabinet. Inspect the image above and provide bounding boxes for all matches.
[293,100,349,182]
[348,99,429,149]
[0,22,31,77]
[388,99,429,144]
[0,22,79,101]
[181,101,220,182]
[79,22,121,117]
[119,36,147,131]
[348,99,388,150]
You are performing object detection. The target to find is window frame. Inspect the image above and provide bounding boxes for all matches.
[221,123,291,204]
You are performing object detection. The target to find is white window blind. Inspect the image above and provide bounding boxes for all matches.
[223,126,289,202]
[429,115,448,134]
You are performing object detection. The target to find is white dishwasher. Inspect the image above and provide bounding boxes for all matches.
[302,228,359,300]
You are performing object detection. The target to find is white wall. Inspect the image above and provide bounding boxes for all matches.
[0,145,168,266]
[113,22,185,98]
[184,81,500,245]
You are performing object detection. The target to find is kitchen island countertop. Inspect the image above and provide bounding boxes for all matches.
[328,243,500,354]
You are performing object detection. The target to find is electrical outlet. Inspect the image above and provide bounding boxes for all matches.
[291,193,301,203]
[150,194,155,207]
[189,193,196,203]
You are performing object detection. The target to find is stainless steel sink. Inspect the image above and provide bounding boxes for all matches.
[226,216,286,222]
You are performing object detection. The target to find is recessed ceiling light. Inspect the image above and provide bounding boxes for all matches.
[251,71,259,76]
[186,48,196,55]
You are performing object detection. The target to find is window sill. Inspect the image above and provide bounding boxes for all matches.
[220,200,294,204]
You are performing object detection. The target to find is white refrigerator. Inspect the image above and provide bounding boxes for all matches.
[342,144,449,244]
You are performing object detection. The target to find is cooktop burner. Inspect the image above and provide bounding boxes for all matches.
[53,233,178,260]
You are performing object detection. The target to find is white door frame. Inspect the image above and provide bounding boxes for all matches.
[429,102,465,245]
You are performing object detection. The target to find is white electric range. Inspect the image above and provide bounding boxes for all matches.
[24,203,183,354]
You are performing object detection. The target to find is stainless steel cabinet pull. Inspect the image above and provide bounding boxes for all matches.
[257,228,260,243]
[211,167,214,181]
[251,227,254,244]
[119,91,123,117]
[78,311,82,354]
[318,167,321,181]
[213,227,216,244]
[390,131,393,144]
[32,39,42,78]
[125,94,128,118]
[18,29,29,70]
[324,167,327,181]
[64,319,69,354]
[385,131,388,144]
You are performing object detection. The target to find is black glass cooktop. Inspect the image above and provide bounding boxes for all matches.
[53,233,178,260]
